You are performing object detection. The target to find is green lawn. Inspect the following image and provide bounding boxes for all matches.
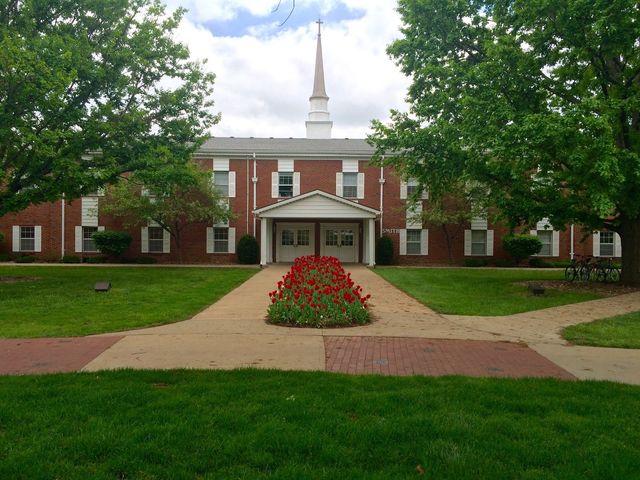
[563,311,640,349]
[374,268,602,316]
[0,370,638,479]
[0,266,257,337]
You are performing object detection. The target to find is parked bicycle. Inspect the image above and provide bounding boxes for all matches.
[565,255,621,283]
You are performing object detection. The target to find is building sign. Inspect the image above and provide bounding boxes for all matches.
[382,228,402,234]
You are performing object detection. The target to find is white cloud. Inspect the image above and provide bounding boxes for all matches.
[171,0,410,138]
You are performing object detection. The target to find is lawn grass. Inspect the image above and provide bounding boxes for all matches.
[0,266,257,337]
[0,370,638,479]
[374,268,602,316]
[563,311,640,349]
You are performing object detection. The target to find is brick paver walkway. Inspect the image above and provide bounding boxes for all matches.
[0,337,123,375]
[324,336,576,379]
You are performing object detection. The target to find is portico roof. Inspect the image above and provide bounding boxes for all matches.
[254,190,379,219]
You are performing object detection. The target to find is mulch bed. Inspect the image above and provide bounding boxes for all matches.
[517,280,640,297]
[0,276,39,284]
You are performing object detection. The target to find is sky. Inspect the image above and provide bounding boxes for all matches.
[163,0,411,139]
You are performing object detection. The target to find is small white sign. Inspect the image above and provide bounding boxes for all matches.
[382,228,402,234]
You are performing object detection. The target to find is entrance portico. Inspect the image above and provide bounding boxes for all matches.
[254,190,379,266]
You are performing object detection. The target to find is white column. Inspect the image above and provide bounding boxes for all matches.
[260,217,268,266]
[368,218,375,267]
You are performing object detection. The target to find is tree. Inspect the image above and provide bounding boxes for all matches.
[0,0,217,216]
[369,0,640,285]
[101,161,231,261]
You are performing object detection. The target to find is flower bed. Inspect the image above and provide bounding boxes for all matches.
[267,256,371,328]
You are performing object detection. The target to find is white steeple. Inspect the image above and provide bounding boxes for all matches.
[306,19,333,139]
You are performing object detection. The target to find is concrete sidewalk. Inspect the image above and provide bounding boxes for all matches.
[79,265,640,384]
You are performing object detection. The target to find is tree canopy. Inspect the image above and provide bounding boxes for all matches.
[0,0,217,216]
[369,0,640,284]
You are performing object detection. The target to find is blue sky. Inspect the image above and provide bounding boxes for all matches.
[166,0,409,138]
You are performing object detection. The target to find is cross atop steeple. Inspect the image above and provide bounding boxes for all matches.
[316,18,323,36]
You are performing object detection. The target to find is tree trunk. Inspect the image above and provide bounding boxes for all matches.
[441,224,454,265]
[620,216,640,286]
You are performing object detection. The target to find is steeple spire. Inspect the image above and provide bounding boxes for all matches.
[306,18,332,139]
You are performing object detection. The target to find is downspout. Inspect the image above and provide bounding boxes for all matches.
[246,155,250,234]
[252,153,257,236]
[570,224,575,259]
[61,194,66,258]
[379,163,385,237]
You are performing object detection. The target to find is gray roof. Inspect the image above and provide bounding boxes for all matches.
[196,137,375,159]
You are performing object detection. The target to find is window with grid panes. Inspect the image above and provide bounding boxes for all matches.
[278,172,293,198]
[471,230,487,255]
[148,227,164,253]
[83,226,98,252]
[406,229,422,254]
[537,230,552,256]
[600,231,614,256]
[213,171,229,197]
[214,227,229,253]
[20,226,35,251]
[342,172,358,198]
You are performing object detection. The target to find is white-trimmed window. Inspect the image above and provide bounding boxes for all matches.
[82,227,99,252]
[20,226,35,252]
[400,177,429,200]
[278,172,294,198]
[213,171,229,197]
[537,230,553,256]
[599,231,615,257]
[213,227,229,253]
[342,172,358,198]
[406,229,422,255]
[471,230,487,255]
[148,227,164,253]
[206,226,236,254]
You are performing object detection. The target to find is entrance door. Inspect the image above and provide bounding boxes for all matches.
[321,224,358,263]
[276,223,314,262]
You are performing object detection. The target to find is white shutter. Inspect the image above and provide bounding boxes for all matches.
[228,171,236,198]
[336,172,343,196]
[421,229,429,255]
[33,226,42,252]
[81,197,99,227]
[271,172,279,198]
[12,226,19,252]
[213,158,229,171]
[206,227,214,254]
[342,159,358,173]
[592,233,600,257]
[400,181,408,200]
[399,229,407,256]
[486,230,494,256]
[464,230,472,256]
[293,172,300,196]
[552,231,560,257]
[422,189,429,200]
[228,228,236,254]
[614,233,622,257]
[163,230,170,253]
[357,173,365,199]
[141,227,149,253]
[75,226,83,253]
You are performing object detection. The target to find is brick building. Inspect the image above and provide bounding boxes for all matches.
[0,25,622,266]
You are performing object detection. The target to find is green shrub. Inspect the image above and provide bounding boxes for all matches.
[236,235,259,264]
[62,255,81,264]
[494,258,516,268]
[92,230,132,257]
[529,257,553,268]
[503,234,542,263]
[0,253,13,262]
[464,258,488,267]
[549,260,572,268]
[15,255,36,263]
[136,257,157,264]
[0,232,4,245]
[375,236,394,265]
[83,256,109,264]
